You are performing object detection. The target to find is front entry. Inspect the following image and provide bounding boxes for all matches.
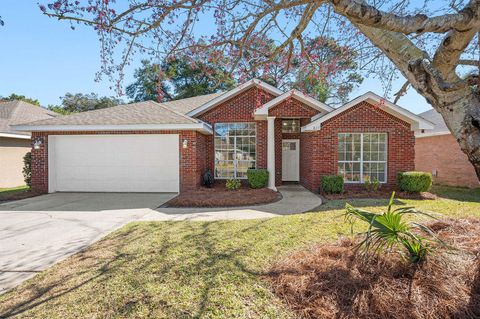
[282,139,300,181]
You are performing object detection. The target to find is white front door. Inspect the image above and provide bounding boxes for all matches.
[282,139,300,181]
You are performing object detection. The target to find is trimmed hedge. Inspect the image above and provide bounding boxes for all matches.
[397,171,432,193]
[246,169,269,189]
[321,175,344,194]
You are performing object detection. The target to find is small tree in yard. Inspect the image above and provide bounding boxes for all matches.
[344,192,441,263]
[41,0,480,180]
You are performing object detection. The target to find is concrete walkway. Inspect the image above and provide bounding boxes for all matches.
[142,184,322,221]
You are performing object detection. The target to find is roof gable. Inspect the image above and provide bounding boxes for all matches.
[254,90,333,119]
[302,92,434,132]
[186,79,283,117]
[415,109,451,137]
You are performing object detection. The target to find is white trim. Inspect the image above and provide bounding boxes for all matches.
[267,116,276,191]
[415,130,451,138]
[0,132,31,139]
[187,79,283,117]
[48,135,56,193]
[12,123,213,135]
[338,132,388,184]
[213,122,257,179]
[255,90,333,119]
[302,92,435,132]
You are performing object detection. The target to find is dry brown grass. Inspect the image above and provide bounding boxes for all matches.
[267,218,480,319]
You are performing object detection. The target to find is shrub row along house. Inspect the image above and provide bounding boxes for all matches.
[13,79,434,194]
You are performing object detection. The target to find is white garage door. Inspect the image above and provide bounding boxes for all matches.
[48,134,179,193]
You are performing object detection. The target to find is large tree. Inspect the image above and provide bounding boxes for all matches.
[49,92,123,114]
[41,0,480,179]
[126,60,172,102]
[1,93,40,106]
[127,38,360,104]
[227,35,362,104]
[127,56,236,102]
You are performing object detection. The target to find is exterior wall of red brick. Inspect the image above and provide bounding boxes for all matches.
[415,134,479,188]
[300,101,415,192]
[29,88,420,194]
[198,91,321,185]
[30,130,205,193]
[196,87,276,173]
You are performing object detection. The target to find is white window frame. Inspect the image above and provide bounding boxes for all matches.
[214,122,257,179]
[282,119,301,133]
[338,133,388,184]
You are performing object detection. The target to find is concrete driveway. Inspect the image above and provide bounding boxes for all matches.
[0,193,175,293]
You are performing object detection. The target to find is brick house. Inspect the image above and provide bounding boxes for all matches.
[416,109,479,188]
[13,79,433,194]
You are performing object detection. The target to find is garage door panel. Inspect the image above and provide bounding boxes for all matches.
[49,135,180,193]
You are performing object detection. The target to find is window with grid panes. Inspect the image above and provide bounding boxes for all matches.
[337,133,387,183]
[214,123,256,178]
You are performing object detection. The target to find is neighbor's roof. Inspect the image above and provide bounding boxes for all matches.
[161,92,224,114]
[13,100,213,134]
[0,100,56,137]
[416,109,451,137]
[302,92,435,132]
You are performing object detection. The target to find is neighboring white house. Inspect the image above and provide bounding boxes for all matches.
[0,100,56,188]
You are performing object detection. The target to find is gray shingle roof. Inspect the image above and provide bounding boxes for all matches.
[0,100,57,136]
[160,92,224,114]
[18,100,200,127]
[418,109,450,134]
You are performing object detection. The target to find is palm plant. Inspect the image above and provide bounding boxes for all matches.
[344,192,439,263]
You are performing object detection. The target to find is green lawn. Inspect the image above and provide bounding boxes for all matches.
[0,185,479,318]
[0,186,29,200]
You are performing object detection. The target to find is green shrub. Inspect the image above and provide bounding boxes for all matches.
[321,175,344,194]
[23,152,32,187]
[364,176,381,192]
[397,171,432,193]
[246,169,269,189]
[225,179,241,191]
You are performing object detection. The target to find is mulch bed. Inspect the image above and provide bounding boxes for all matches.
[164,182,281,208]
[267,218,480,319]
[0,189,43,203]
[322,189,437,200]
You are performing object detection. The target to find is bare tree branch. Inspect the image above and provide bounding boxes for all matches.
[331,0,480,35]
[394,80,410,103]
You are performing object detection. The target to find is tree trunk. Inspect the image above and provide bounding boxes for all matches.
[352,24,480,181]
[430,92,480,180]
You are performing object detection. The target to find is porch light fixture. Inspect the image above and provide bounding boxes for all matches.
[182,139,188,149]
[33,137,43,149]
